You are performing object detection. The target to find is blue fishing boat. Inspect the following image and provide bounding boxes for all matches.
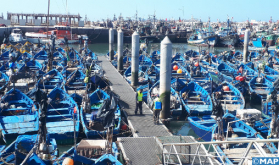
[150,50,160,62]
[257,64,278,76]
[190,64,213,94]
[0,72,9,91]
[249,51,260,60]
[124,65,149,85]
[187,32,217,47]
[249,75,273,103]
[139,55,153,66]
[188,115,216,141]
[170,77,187,92]
[236,64,258,81]
[212,81,245,112]
[212,113,277,164]
[144,65,160,85]
[171,53,186,65]
[80,89,121,138]
[215,72,233,83]
[171,62,191,81]
[53,140,122,165]
[43,60,64,72]
[0,88,39,143]
[33,49,48,61]
[46,87,80,144]
[0,134,58,165]
[70,93,83,107]
[18,59,42,73]
[184,50,200,61]
[0,51,10,61]
[17,52,32,61]
[233,51,243,61]
[0,61,19,73]
[217,62,237,77]
[34,49,64,63]
[147,80,183,117]
[180,81,213,115]
[38,69,64,89]
[65,69,86,90]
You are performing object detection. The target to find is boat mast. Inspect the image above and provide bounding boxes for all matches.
[47,0,50,38]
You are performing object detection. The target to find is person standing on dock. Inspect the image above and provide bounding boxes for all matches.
[135,89,143,115]
[152,95,162,124]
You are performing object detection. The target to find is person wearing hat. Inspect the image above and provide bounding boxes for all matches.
[152,95,162,123]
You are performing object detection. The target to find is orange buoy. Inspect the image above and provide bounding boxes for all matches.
[62,157,74,165]
[235,76,240,81]
[121,124,128,130]
[173,65,178,71]
[177,69,182,74]
[74,107,77,114]
[215,71,218,74]
[239,76,245,82]
[223,86,230,91]
[194,62,199,67]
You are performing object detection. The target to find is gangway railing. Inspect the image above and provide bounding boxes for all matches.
[162,139,279,165]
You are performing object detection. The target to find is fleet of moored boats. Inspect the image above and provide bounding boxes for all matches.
[0,33,279,164]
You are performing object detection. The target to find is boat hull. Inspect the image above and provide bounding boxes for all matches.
[218,35,239,46]
[189,121,212,141]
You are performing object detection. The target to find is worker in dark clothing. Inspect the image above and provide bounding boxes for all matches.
[135,89,143,115]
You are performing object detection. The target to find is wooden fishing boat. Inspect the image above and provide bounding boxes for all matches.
[0,72,9,91]
[0,88,39,143]
[248,75,273,103]
[144,65,160,85]
[46,87,80,144]
[53,140,122,165]
[171,53,186,65]
[212,113,277,164]
[65,69,86,90]
[188,115,216,141]
[212,81,245,112]
[80,89,121,138]
[171,62,191,81]
[124,65,149,85]
[217,62,237,77]
[0,134,58,165]
[70,93,83,109]
[147,80,183,118]
[139,55,153,66]
[180,81,213,115]
[184,50,200,60]
[38,69,64,90]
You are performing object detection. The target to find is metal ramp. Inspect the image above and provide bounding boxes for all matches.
[159,136,218,165]
[118,137,162,165]
[118,136,215,165]
[99,56,171,137]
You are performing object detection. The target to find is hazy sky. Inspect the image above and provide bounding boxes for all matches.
[1,0,278,22]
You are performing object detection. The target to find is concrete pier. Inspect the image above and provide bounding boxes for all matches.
[109,28,114,61]
[117,29,124,71]
[159,36,172,119]
[131,31,139,87]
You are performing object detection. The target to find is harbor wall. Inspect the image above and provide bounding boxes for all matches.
[0,26,190,44]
